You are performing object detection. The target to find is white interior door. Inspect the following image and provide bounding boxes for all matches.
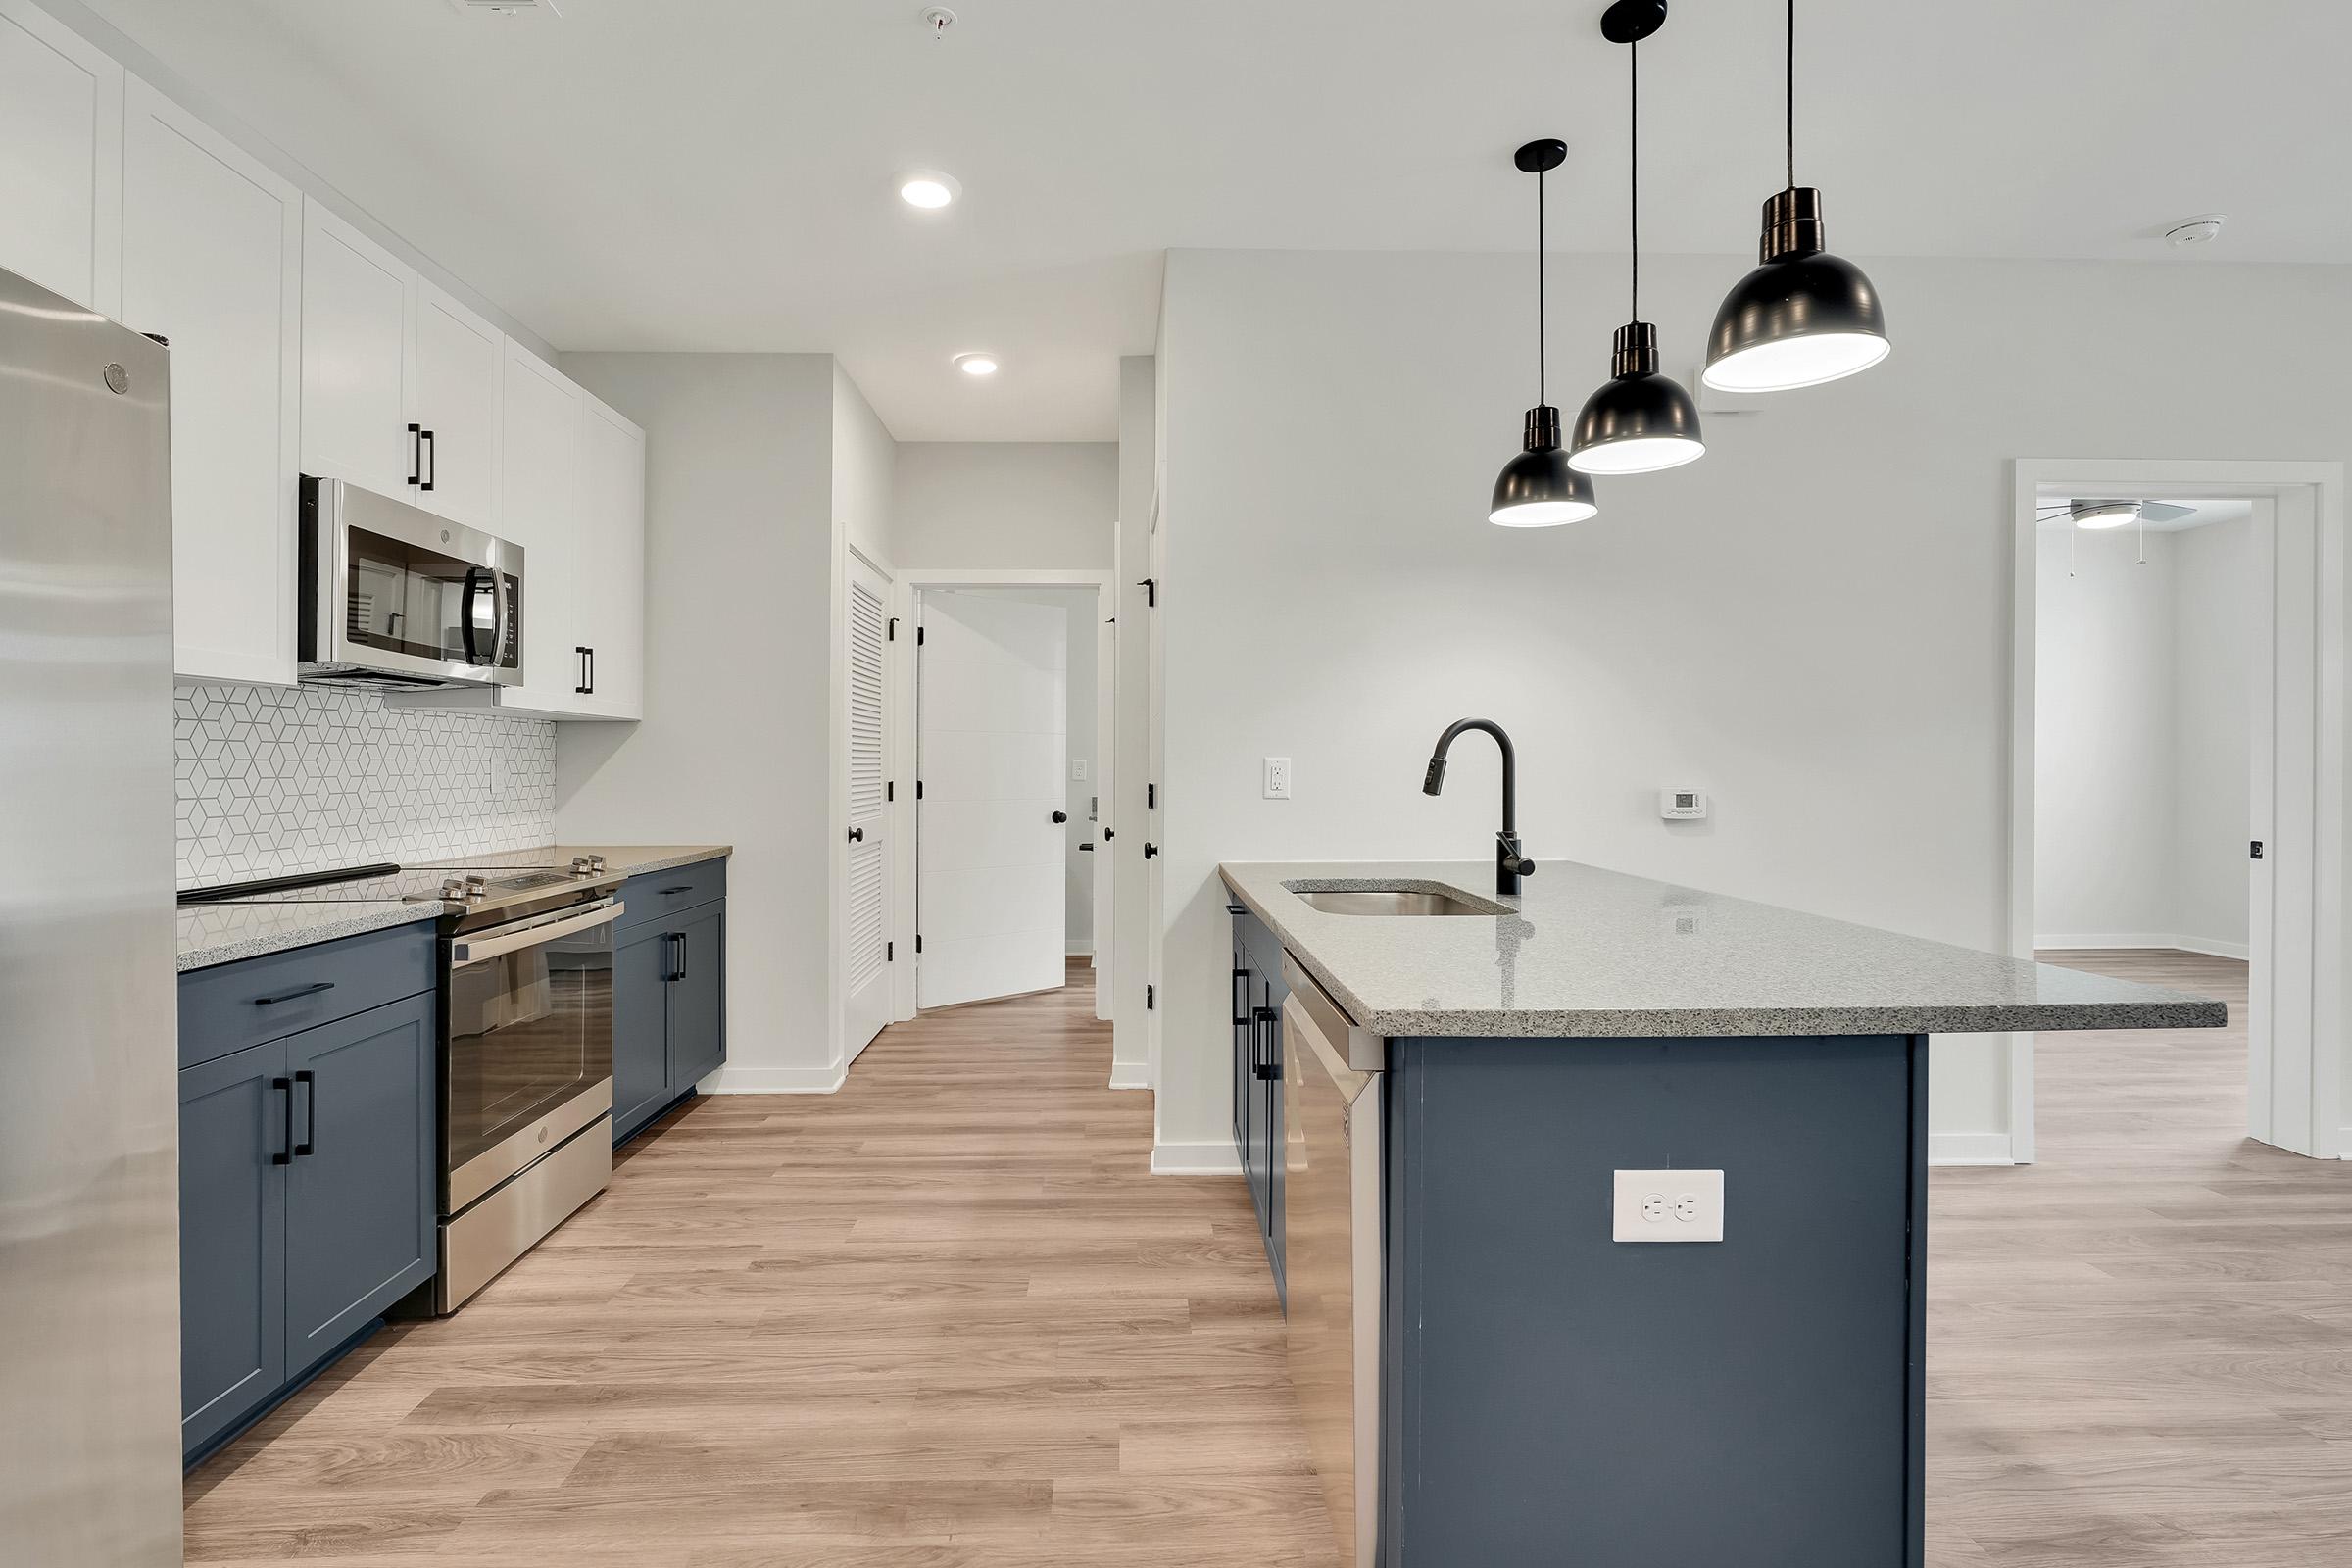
[1094,606,1115,1021]
[919,590,1068,1009]
[845,555,894,1055]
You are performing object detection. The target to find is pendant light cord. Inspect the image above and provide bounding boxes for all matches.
[1629,38,1640,322]
[1537,164,1547,406]
[1786,0,1795,189]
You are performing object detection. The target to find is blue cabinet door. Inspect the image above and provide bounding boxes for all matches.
[612,923,673,1143]
[665,903,726,1090]
[282,995,436,1374]
[178,1040,288,1459]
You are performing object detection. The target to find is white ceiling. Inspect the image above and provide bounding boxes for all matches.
[74,0,2351,440]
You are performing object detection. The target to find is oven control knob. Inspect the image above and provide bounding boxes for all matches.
[465,875,488,898]
[571,856,593,876]
[588,855,607,874]
[440,878,467,900]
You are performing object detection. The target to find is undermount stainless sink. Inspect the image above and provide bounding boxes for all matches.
[1291,886,1500,917]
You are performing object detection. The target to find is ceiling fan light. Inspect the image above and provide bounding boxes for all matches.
[2073,501,2139,530]
[1491,408,1599,527]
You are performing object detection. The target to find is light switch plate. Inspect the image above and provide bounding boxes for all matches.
[1262,757,1292,799]
[1612,1169,1725,1243]
[1070,758,1089,781]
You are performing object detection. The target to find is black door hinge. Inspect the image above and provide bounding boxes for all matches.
[916,779,924,800]
[1147,782,1155,809]
[887,941,895,961]
[916,625,926,646]
[916,934,924,954]
[888,616,897,641]
[1147,983,1155,1010]
[1139,577,1157,608]
[887,780,895,802]
[2251,840,2266,859]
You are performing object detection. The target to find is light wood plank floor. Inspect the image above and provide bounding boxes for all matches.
[1930,949,2352,1567]
[184,959,1337,1567]
[186,950,2352,1566]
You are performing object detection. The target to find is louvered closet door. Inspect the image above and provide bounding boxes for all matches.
[844,557,894,1057]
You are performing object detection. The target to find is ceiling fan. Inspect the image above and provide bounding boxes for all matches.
[2035,499,2195,530]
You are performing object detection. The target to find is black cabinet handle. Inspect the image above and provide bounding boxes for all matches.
[1051,810,1067,824]
[293,1069,316,1156]
[666,931,687,982]
[254,980,333,1006]
[1251,1006,1282,1079]
[1143,842,1159,859]
[419,427,436,492]
[658,884,694,895]
[848,826,865,843]
[575,646,592,695]
[407,423,422,486]
[1232,966,1250,1028]
[271,1077,293,1164]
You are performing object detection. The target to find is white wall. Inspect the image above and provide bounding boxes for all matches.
[893,442,1116,569]
[555,352,843,1089]
[1155,247,2352,1168]
[2035,519,2254,955]
[2035,528,2180,942]
[2172,517,2256,954]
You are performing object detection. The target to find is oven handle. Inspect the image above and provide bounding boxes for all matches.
[451,899,626,968]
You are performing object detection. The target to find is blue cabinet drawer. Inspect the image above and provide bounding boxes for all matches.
[178,921,436,1070]
[616,858,726,929]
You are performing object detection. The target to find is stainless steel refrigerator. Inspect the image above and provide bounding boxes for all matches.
[0,266,185,1562]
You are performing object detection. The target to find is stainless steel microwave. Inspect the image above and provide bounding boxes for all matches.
[298,476,523,689]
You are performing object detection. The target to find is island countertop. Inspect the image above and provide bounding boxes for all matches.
[1218,859,2228,1039]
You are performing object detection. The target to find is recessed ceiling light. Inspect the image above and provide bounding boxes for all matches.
[954,352,999,377]
[897,169,960,210]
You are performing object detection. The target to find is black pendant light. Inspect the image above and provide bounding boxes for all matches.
[1702,0,1890,392]
[1569,0,1703,476]
[1490,138,1599,528]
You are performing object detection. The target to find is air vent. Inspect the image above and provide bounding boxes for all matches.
[448,0,561,16]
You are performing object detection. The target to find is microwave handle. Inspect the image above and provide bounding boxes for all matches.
[460,566,505,666]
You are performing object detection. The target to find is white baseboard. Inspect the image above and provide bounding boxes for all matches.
[702,1063,847,1095]
[1150,1139,1244,1176]
[1106,1060,1151,1091]
[2035,931,2250,961]
[1930,1132,2017,1166]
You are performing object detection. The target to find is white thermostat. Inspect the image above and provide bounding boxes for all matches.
[1658,788,1708,820]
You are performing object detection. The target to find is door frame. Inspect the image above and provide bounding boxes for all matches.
[2010,458,2347,1160]
[889,569,1115,1029]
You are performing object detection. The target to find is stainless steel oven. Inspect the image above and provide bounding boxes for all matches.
[437,887,621,1310]
[299,474,523,689]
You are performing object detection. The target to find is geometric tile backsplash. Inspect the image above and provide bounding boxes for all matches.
[174,683,556,889]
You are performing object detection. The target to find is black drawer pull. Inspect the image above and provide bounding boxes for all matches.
[253,981,334,1006]
[271,1077,293,1165]
[658,884,694,895]
[293,1069,316,1156]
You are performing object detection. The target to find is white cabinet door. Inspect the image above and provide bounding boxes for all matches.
[497,341,590,714]
[122,77,302,687]
[0,0,121,315]
[411,283,502,529]
[578,394,646,719]
[301,202,414,497]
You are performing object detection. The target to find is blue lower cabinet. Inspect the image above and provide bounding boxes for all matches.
[1228,906,1286,1307]
[282,995,436,1375]
[177,1041,290,1459]
[176,928,438,1465]
[612,895,728,1147]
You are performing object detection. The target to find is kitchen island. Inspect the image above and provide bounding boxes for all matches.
[1219,859,2224,1568]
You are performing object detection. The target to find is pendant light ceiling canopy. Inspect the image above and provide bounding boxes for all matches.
[1702,0,1890,393]
[1490,137,1599,528]
[1569,0,1704,476]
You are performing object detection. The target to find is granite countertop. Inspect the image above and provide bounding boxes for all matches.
[1218,859,2229,1040]
[176,901,438,972]
[176,845,732,970]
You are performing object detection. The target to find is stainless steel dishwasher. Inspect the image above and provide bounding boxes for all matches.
[1281,954,1384,1568]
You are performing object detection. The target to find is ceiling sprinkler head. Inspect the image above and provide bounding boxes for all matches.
[2166,214,2226,247]
[921,6,956,38]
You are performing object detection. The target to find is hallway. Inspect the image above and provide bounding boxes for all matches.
[183,960,1338,1566]
[1929,950,2352,1566]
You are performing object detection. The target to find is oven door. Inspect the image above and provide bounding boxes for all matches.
[444,899,620,1212]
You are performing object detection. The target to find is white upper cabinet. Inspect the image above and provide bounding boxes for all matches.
[578,394,647,720]
[412,284,503,529]
[0,0,122,314]
[122,76,303,687]
[301,203,415,498]
[498,340,588,714]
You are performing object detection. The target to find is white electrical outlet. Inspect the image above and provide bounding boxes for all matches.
[1263,757,1292,799]
[1612,1169,1725,1243]
[1070,758,1089,782]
